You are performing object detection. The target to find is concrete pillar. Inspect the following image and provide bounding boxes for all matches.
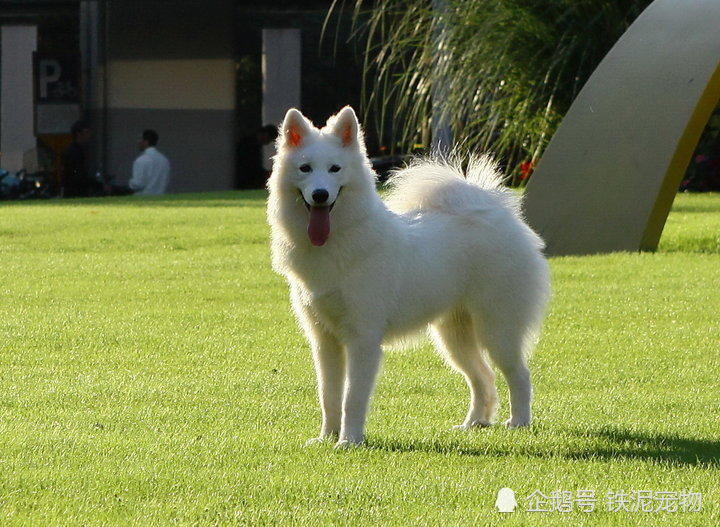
[1,25,37,171]
[80,1,105,171]
[262,29,301,170]
[431,0,452,154]
[262,29,301,126]
[80,1,102,112]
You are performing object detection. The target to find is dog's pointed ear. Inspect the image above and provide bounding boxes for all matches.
[280,108,313,149]
[329,106,361,147]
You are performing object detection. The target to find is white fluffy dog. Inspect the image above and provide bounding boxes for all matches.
[267,106,550,448]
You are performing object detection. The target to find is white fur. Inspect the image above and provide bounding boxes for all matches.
[267,107,550,448]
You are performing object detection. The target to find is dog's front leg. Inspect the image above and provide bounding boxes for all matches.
[306,330,345,445]
[336,336,382,448]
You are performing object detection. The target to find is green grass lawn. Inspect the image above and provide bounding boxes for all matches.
[1,191,718,526]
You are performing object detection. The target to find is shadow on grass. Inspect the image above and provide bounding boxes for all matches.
[569,427,720,466]
[368,426,719,467]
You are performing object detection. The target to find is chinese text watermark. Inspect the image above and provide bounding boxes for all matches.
[496,488,703,513]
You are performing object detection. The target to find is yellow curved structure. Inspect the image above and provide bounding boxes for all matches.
[523,0,720,255]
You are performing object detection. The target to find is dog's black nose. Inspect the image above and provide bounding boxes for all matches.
[312,189,329,204]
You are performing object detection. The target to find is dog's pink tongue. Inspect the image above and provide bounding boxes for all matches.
[308,207,330,246]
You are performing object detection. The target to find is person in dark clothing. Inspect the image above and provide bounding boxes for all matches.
[62,120,103,197]
[237,124,278,188]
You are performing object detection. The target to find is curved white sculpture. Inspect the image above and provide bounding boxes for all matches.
[523,0,720,255]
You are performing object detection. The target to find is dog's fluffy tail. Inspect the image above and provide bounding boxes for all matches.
[384,154,521,217]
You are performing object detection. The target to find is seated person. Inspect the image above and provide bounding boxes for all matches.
[128,129,170,195]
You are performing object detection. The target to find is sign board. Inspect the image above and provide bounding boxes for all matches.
[34,53,81,134]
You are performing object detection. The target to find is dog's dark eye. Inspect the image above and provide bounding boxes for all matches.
[299,164,312,173]
[329,165,341,173]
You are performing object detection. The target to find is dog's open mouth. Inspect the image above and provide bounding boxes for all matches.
[302,201,336,213]
[299,188,342,247]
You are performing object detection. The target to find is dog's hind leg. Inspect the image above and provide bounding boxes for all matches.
[472,314,533,428]
[431,309,498,429]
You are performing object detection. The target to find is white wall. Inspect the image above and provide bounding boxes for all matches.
[1,25,37,172]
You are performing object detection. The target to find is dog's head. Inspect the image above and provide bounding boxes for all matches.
[269,106,373,246]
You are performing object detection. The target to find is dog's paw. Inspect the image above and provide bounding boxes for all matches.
[334,438,363,450]
[504,417,531,429]
[304,437,333,447]
[452,419,491,431]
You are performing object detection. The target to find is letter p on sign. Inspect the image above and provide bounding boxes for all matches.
[38,59,61,99]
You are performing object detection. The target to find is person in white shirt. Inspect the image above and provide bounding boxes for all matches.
[129,129,170,195]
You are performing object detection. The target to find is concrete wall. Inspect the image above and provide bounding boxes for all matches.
[106,1,236,192]
[524,0,720,255]
[0,25,37,172]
